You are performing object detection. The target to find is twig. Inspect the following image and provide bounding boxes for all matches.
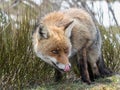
[106,0,119,26]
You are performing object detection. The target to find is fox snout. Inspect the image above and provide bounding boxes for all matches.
[52,61,71,72]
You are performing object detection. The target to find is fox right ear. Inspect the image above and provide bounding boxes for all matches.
[64,20,74,38]
[36,24,49,39]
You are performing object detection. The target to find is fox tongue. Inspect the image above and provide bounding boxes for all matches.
[64,64,70,72]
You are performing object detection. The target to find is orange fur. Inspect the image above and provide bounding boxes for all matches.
[32,8,101,78]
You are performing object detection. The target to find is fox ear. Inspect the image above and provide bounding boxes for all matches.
[36,24,49,39]
[64,20,74,38]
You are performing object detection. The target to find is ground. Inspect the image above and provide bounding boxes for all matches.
[26,74,120,90]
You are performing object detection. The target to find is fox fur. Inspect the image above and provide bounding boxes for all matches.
[32,8,111,84]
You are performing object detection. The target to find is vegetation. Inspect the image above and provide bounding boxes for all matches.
[0,0,120,89]
[0,8,54,89]
[27,74,120,90]
[100,26,120,72]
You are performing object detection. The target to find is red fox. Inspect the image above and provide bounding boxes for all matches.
[32,8,111,84]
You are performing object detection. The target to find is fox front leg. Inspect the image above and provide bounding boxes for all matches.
[77,48,91,84]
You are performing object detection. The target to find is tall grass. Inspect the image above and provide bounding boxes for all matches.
[0,8,120,89]
[0,9,54,89]
[100,26,120,72]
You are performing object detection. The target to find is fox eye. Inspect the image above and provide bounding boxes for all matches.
[51,50,59,54]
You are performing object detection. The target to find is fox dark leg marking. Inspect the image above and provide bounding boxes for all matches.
[87,61,94,81]
[97,55,112,77]
[78,48,91,84]
[54,69,63,82]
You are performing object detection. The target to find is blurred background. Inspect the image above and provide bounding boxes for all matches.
[0,0,120,89]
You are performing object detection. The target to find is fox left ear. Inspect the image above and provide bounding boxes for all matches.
[36,23,49,40]
[64,20,74,38]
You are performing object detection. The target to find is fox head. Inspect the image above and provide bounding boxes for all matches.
[32,19,74,72]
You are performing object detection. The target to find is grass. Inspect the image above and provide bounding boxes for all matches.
[0,4,120,89]
[100,26,120,72]
[25,74,120,90]
[0,8,54,89]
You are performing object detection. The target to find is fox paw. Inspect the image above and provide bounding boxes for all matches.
[81,78,91,85]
